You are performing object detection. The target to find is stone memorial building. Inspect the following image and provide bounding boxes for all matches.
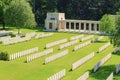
[45,13,100,34]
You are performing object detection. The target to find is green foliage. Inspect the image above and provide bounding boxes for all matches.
[99,14,115,33]
[26,0,120,25]
[0,0,13,29]
[28,0,58,24]
[4,0,36,28]
[0,52,9,61]
[110,10,120,47]
[2,0,12,7]
[1,0,120,26]
[58,0,120,20]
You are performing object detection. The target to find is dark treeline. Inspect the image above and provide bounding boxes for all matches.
[28,0,120,25]
[0,0,120,26]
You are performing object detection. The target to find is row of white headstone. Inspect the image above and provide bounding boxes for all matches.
[72,52,94,71]
[0,36,11,42]
[2,36,20,45]
[98,42,110,53]
[46,39,67,48]
[26,48,53,63]
[93,36,104,42]
[9,47,38,60]
[113,47,120,53]
[47,69,66,80]
[44,50,68,64]
[35,33,53,39]
[81,35,94,42]
[25,32,36,38]
[77,71,89,80]
[115,64,120,74]
[106,72,113,80]
[0,31,12,37]
[93,53,111,72]
[59,40,78,50]
[2,36,31,45]
[2,32,36,45]
[35,33,44,39]
[73,40,91,51]
[2,32,53,45]
[70,35,84,41]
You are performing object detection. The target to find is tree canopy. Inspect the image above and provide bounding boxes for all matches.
[110,11,120,47]
[4,0,36,28]
[26,0,120,25]
[99,14,115,33]
[0,0,12,29]
[0,0,120,28]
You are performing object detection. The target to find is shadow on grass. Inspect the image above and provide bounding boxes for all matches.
[94,41,108,43]
[0,26,43,32]
[0,27,14,31]
[18,26,43,32]
[114,73,120,80]
[90,65,116,80]
[112,51,120,56]
[69,69,72,72]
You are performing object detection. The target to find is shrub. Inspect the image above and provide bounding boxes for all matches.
[0,52,9,61]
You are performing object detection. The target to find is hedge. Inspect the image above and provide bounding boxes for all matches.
[0,52,9,61]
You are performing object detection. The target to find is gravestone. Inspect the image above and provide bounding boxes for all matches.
[116,64,120,74]
[93,53,111,72]
[113,47,120,53]
[77,71,89,80]
[72,52,94,71]
[45,50,68,64]
[106,72,113,80]
[47,69,66,80]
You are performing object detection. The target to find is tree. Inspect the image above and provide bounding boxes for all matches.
[58,0,120,20]
[1,0,120,27]
[27,0,58,25]
[0,0,12,29]
[99,14,115,33]
[110,10,120,47]
[4,0,36,29]
[26,0,120,26]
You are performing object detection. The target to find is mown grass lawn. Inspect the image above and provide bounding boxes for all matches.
[0,27,120,80]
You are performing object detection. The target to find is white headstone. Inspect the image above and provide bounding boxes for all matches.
[77,71,89,80]
[116,64,120,74]
[106,72,113,80]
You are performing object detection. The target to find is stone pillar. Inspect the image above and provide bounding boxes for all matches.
[94,23,97,34]
[79,23,81,33]
[58,21,61,32]
[74,22,76,32]
[84,22,86,33]
[69,22,71,32]
[89,23,91,33]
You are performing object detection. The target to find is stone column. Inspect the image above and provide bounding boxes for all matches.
[69,22,71,32]
[94,23,97,34]
[84,22,86,33]
[74,22,76,32]
[58,21,61,32]
[79,22,81,33]
[89,23,91,34]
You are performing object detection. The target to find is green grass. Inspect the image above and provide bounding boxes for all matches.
[0,28,120,80]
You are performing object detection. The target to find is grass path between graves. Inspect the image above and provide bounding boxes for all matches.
[0,28,120,80]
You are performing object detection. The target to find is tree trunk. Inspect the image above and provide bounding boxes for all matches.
[18,26,20,34]
[2,21,5,30]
